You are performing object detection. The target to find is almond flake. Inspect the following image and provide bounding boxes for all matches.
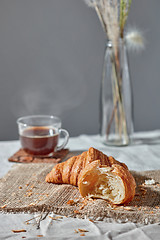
[78,229,89,232]
[49,216,63,220]
[124,207,133,211]
[67,200,75,205]
[12,229,26,233]
[1,204,7,209]
[89,219,94,223]
[74,210,80,214]
[28,202,35,206]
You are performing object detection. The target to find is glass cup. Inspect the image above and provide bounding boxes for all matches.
[17,115,69,156]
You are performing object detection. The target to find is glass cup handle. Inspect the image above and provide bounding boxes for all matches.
[56,129,69,151]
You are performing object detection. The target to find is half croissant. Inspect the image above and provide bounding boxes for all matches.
[78,160,136,204]
[46,147,136,204]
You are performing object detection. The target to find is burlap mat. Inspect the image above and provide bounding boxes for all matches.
[1,163,160,224]
[8,148,69,163]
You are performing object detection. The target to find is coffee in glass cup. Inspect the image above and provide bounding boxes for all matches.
[17,115,69,156]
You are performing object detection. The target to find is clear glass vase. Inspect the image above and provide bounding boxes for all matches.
[100,39,134,146]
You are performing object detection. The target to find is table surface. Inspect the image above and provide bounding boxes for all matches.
[1,131,160,240]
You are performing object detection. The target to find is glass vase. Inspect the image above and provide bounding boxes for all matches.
[100,39,134,146]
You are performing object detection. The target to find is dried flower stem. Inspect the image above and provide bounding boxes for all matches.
[94,4,107,35]
[120,0,132,38]
[106,44,129,144]
[83,0,136,144]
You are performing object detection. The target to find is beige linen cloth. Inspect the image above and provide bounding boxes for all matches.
[1,131,160,239]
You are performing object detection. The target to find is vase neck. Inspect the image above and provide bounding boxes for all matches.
[107,41,112,48]
[106,38,124,48]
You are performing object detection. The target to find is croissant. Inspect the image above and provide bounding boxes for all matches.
[46,147,136,204]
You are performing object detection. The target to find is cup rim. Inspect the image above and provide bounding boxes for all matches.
[17,115,61,126]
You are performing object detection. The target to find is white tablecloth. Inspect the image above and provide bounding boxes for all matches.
[1,131,160,239]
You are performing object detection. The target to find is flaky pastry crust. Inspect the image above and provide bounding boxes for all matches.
[78,160,136,204]
[46,147,136,204]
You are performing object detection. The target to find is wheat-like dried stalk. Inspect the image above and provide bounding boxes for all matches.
[84,0,108,35]
[83,0,132,38]
[83,0,97,7]
[83,0,133,54]
[103,0,119,56]
[119,0,132,37]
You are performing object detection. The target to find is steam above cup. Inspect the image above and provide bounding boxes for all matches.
[17,115,69,156]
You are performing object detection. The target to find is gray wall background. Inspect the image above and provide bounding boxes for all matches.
[0,0,159,140]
